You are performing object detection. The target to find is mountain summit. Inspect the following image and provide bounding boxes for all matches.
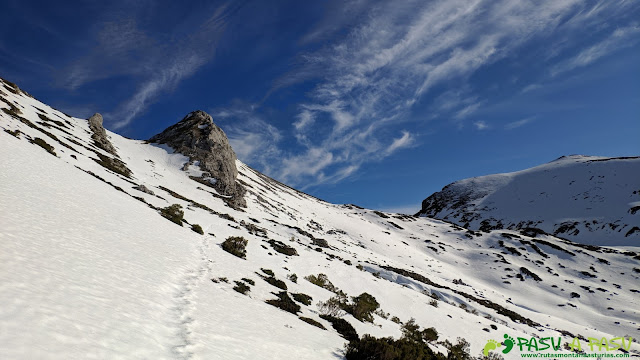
[416,155,640,246]
[149,110,246,207]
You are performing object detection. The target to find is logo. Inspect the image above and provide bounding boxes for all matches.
[483,334,633,357]
[484,334,516,356]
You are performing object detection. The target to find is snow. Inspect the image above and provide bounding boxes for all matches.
[1,83,639,359]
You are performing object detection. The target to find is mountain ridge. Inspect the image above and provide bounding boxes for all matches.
[417,155,640,247]
[1,77,639,359]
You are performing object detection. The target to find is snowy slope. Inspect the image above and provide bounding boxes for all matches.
[417,155,640,246]
[1,78,639,359]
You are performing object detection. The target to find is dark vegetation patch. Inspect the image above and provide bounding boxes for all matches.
[387,221,404,230]
[74,166,128,195]
[159,185,237,223]
[320,315,358,342]
[37,113,68,128]
[498,240,522,256]
[518,267,542,282]
[233,281,250,295]
[93,153,132,178]
[305,273,338,293]
[258,271,287,290]
[30,137,56,156]
[292,292,313,306]
[160,204,184,226]
[519,239,548,258]
[373,211,389,218]
[267,239,298,256]
[191,224,204,234]
[240,220,267,237]
[579,271,597,278]
[265,291,300,314]
[520,227,546,237]
[531,239,575,256]
[299,316,326,330]
[221,236,248,259]
[381,265,541,327]
[625,227,640,237]
[241,278,255,285]
[629,206,640,215]
[3,128,21,138]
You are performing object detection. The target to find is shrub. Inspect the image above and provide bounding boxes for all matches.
[429,299,438,307]
[348,292,380,323]
[261,268,275,276]
[160,204,184,226]
[292,292,313,306]
[345,335,437,360]
[375,309,389,320]
[191,224,204,235]
[305,273,338,292]
[30,137,56,156]
[287,273,298,283]
[93,153,132,178]
[266,291,300,314]
[233,281,250,295]
[268,239,298,256]
[318,294,348,317]
[320,315,358,342]
[221,236,248,259]
[299,316,326,330]
[260,274,287,290]
[391,316,401,324]
[242,278,255,286]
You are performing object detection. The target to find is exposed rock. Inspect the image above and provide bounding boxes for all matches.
[148,110,245,208]
[88,113,117,155]
[132,184,155,195]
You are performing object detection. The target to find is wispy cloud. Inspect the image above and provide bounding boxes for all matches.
[505,117,534,130]
[551,24,640,77]
[266,0,630,187]
[474,121,489,130]
[56,3,238,129]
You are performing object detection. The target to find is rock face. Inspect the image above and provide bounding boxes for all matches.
[149,110,245,208]
[88,113,117,155]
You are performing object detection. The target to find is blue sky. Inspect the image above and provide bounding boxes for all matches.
[1,0,639,213]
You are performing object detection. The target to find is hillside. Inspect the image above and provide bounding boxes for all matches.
[416,155,640,247]
[1,77,639,359]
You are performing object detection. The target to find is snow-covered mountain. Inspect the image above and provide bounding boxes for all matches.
[416,155,640,247]
[1,77,639,359]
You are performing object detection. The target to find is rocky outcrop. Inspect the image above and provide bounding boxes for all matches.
[88,113,117,155]
[149,110,245,208]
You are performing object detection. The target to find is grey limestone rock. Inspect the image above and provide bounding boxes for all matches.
[88,113,117,155]
[149,110,245,208]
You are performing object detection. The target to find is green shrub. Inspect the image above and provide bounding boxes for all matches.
[242,278,255,286]
[292,292,313,306]
[305,273,338,292]
[233,281,250,295]
[191,224,204,234]
[160,204,184,226]
[222,236,248,259]
[391,316,401,324]
[266,291,300,314]
[93,153,132,178]
[299,316,326,330]
[401,318,439,344]
[320,314,358,342]
[348,292,380,323]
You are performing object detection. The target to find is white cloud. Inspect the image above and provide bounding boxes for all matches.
[551,24,640,77]
[474,121,489,130]
[505,117,534,130]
